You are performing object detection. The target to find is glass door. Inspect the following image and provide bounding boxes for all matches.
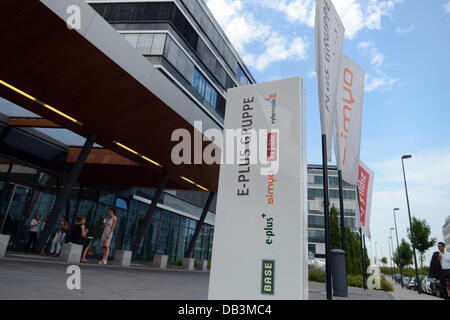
[0,183,31,238]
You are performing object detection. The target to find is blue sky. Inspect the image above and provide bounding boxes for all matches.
[206,0,450,265]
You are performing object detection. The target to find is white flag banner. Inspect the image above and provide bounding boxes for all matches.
[357,161,374,239]
[315,0,345,161]
[334,55,365,185]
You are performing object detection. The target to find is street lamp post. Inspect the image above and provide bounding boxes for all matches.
[375,241,378,267]
[401,155,421,294]
[390,228,396,278]
[388,236,394,278]
[393,208,404,288]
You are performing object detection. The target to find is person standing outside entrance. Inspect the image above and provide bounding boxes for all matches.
[438,242,450,300]
[24,213,41,253]
[50,216,68,256]
[98,208,117,265]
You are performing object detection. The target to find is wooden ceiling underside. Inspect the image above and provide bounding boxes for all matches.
[0,0,220,191]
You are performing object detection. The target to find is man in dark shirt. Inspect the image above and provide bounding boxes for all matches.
[429,247,442,280]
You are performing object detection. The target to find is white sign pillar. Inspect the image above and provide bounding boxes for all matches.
[208,77,308,300]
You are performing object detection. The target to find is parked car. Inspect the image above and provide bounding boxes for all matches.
[402,276,411,287]
[406,277,416,290]
[430,278,441,297]
[422,277,433,294]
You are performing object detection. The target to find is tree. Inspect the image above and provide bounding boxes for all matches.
[345,227,369,275]
[407,217,436,269]
[381,257,388,265]
[330,205,341,249]
[393,239,413,269]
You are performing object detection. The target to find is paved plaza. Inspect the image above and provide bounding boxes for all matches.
[0,253,398,300]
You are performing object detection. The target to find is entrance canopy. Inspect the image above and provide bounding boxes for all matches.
[0,0,221,191]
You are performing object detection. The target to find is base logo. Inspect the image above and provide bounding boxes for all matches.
[261,260,275,295]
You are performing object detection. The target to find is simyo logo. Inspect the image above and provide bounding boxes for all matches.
[66,5,81,30]
[339,67,355,165]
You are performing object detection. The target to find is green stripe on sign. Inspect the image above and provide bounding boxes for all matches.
[261,260,275,295]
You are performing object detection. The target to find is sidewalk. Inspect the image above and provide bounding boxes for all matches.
[0,253,210,300]
[384,275,442,300]
[1,253,396,300]
[308,282,393,300]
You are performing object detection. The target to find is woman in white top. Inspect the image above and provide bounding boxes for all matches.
[24,213,41,253]
[98,208,117,265]
[50,216,69,256]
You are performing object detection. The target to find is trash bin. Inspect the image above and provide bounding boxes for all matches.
[331,249,348,297]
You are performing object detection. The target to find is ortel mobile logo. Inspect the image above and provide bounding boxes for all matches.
[264,93,277,125]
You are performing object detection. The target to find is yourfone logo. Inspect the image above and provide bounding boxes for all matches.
[266,131,278,162]
[261,260,275,295]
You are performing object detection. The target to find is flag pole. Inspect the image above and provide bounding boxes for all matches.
[322,134,333,300]
[337,170,348,278]
[357,185,367,289]
[363,234,368,289]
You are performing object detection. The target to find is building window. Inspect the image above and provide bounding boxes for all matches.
[308,215,324,228]
[314,176,323,185]
[192,68,217,108]
[236,65,251,86]
[308,229,325,243]
[329,176,339,186]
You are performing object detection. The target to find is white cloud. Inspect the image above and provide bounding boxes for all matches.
[262,0,403,39]
[308,69,317,78]
[243,34,308,71]
[395,24,415,35]
[206,0,308,71]
[358,41,399,92]
[364,75,399,92]
[206,0,270,52]
[263,0,316,27]
[445,1,450,13]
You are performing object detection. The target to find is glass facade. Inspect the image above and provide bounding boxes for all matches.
[122,32,224,115]
[192,68,217,108]
[308,188,356,200]
[0,154,213,263]
[90,2,245,92]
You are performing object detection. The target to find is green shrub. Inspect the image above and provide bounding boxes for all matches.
[208,261,211,269]
[380,276,393,292]
[379,266,428,277]
[309,269,326,283]
[347,274,364,288]
[176,258,182,266]
[380,267,392,275]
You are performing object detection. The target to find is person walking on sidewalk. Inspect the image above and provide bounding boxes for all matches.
[437,242,450,300]
[98,208,117,265]
[50,216,68,256]
[24,213,41,253]
[430,245,442,279]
